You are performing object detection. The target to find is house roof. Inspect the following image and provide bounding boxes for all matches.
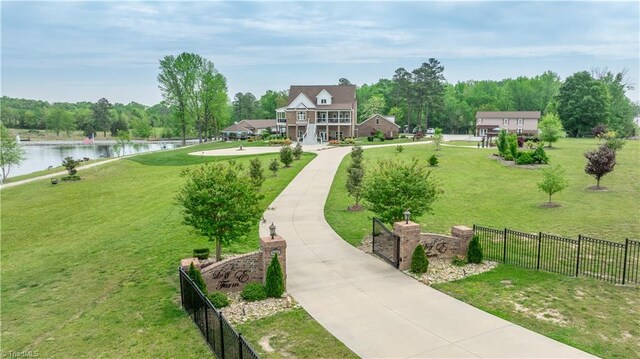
[221,123,251,133]
[475,111,541,119]
[358,114,400,128]
[287,85,356,109]
[239,119,277,129]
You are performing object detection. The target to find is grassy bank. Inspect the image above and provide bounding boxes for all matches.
[434,265,640,358]
[325,138,639,246]
[1,148,315,357]
[236,308,358,358]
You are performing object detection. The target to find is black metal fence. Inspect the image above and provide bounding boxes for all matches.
[179,267,260,359]
[473,225,640,285]
[372,218,400,268]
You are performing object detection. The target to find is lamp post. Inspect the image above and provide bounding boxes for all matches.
[269,222,276,239]
[404,210,411,224]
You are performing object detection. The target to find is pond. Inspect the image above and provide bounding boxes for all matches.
[10,142,183,178]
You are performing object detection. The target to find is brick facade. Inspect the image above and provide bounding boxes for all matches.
[357,114,400,139]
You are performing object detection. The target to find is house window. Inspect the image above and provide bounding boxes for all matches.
[503,118,509,125]
[517,118,523,125]
[517,128,523,134]
[335,131,343,140]
[320,99,327,104]
[298,130,304,139]
[297,112,306,122]
[479,128,487,136]
[375,118,379,125]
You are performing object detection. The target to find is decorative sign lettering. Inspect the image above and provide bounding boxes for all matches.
[270,249,281,256]
[206,261,255,291]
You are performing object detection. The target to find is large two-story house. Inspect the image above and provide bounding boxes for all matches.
[276,85,357,143]
[475,111,541,138]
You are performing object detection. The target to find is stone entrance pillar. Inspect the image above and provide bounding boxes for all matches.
[260,235,287,286]
[394,221,421,271]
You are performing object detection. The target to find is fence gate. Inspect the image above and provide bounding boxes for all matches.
[372,218,400,268]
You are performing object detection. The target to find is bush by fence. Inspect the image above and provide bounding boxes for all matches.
[473,225,639,285]
[179,267,260,358]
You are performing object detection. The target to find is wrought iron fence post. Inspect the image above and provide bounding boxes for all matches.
[179,268,185,308]
[219,312,225,359]
[622,238,629,285]
[238,333,244,359]
[575,235,582,277]
[395,234,400,269]
[503,228,507,262]
[204,304,209,345]
[372,218,376,254]
[536,232,542,270]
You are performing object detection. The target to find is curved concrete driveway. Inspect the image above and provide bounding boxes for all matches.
[260,144,594,358]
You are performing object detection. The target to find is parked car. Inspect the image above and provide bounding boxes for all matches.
[426,128,435,135]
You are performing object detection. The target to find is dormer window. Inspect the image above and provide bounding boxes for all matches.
[316,89,332,105]
[320,99,327,104]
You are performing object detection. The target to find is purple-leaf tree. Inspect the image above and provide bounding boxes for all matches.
[584,145,616,189]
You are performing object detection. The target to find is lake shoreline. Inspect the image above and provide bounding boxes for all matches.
[18,139,201,146]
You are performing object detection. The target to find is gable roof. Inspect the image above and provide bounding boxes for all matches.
[221,123,251,133]
[358,114,400,128]
[287,92,316,109]
[239,119,277,129]
[288,85,356,109]
[475,111,541,119]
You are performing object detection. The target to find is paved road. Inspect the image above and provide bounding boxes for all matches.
[260,144,594,358]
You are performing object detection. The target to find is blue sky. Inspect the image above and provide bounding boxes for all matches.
[2,1,639,105]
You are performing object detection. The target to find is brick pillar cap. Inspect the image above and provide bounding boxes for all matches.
[394,221,420,228]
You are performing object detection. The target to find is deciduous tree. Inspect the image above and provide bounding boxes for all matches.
[177,162,264,261]
[0,123,26,182]
[538,113,565,147]
[584,145,616,189]
[346,145,365,208]
[537,165,568,205]
[362,158,441,225]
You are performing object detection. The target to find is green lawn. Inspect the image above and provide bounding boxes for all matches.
[236,308,358,358]
[325,138,639,246]
[434,265,640,359]
[1,148,315,357]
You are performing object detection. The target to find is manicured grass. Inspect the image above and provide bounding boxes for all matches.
[1,149,315,357]
[325,138,639,246]
[235,308,358,358]
[3,159,110,184]
[434,265,640,359]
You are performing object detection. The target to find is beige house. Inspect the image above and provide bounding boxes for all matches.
[276,85,357,143]
[356,114,400,138]
[475,111,541,138]
[221,119,278,138]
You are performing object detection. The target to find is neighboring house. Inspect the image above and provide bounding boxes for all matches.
[356,114,400,138]
[276,85,357,142]
[475,111,541,137]
[221,119,279,139]
[237,119,278,134]
[220,123,251,139]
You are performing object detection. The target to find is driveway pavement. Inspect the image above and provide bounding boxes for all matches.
[260,144,594,358]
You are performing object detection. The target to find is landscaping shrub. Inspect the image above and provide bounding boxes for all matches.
[62,156,81,176]
[187,262,207,293]
[193,248,210,260]
[400,134,407,139]
[396,145,404,153]
[61,175,81,182]
[503,154,514,161]
[517,136,525,148]
[341,138,356,145]
[507,134,518,159]
[280,145,293,167]
[269,158,279,176]
[410,244,429,274]
[428,154,438,167]
[516,151,534,165]
[496,130,507,156]
[451,256,467,267]
[532,146,549,164]
[249,158,264,188]
[293,142,303,160]
[241,282,267,301]
[467,236,483,264]
[265,254,285,298]
[367,136,374,142]
[207,291,230,308]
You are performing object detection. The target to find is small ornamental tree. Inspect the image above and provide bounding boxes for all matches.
[62,156,81,176]
[113,129,132,157]
[428,154,439,167]
[0,123,26,182]
[269,158,279,176]
[432,132,444,151]
[538,113,565,147]
[177,162,264,261]
[507,133,518,159]
[410,244,429,274]
[467,236,483,263]
[249,158,264,189]
[265,254,285,298]
[592,124,607,138]
[346,145,365,208]
[396,145,404,153]
[584,145,616,189]
[187,262,207,293]
[537,165,568,205]
[280,145,293,167]
[496,129,508,157]
[362,158,441,225]
[293,142,303,160]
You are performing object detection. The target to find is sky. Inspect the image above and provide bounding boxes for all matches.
[1,1,639,106]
